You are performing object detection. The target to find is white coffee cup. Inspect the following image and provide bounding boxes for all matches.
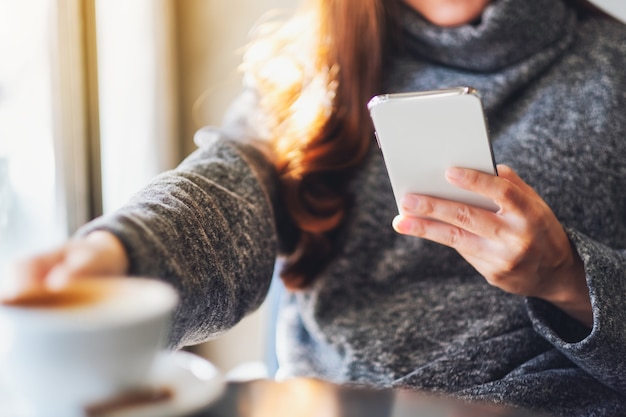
[0,277,179,417]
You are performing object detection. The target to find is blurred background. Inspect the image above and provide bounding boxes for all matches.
[0,0,298,377]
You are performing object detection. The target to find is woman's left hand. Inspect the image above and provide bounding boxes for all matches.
[392,164,592,327]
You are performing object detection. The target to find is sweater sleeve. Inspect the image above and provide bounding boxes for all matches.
[77,129,279,350]
[526,227,626,396]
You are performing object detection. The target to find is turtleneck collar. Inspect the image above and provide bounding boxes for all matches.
[399,0,577,72]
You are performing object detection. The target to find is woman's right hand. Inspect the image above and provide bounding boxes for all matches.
[2,231,130,301]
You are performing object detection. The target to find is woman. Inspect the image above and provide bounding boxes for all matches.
[7,0,626,415]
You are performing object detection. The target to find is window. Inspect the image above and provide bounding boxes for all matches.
[1,0,297,375]
[0,0,67,267]
[1,0,104,273]
[95,0,180,213]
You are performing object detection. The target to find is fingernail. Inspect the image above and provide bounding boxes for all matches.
[446,167,465,181]
[392,216,412,234]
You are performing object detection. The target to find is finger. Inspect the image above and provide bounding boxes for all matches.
[46,264,74,291]
[399,194,507,240]
[1,249,66,300]
[15,248,66,284]
[393,213,526,292]
[46,235,129,288]
[45,245,104,290]
[392,214,489,255]
[445,167,528,213]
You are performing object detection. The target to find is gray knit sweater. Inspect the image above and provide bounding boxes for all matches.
[81,0,626,415]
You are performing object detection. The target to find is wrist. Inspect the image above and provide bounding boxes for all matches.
[543,251,593,327]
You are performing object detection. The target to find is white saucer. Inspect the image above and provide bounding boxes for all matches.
[0,350,225,417]
[97,350,225,417]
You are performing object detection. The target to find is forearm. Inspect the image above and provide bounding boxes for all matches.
[78,136,280,348]
[539,241,592,328]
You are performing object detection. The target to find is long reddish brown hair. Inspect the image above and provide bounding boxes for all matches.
[241,0,609,290]
[242,0,399,289]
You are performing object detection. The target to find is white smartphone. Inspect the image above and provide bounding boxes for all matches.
[367,86,499,214]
